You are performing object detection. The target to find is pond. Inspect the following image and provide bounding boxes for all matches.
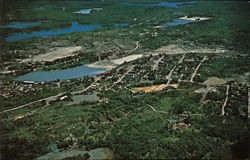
[15,66,106,82]
[0,22,41,29]
[124,1,195,8]
[5,21,129,42]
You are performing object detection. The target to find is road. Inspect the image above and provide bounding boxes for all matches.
[190,56,208,82]
[1,77,103,114]
[221,85,230,116]
[152,55,164,70]
[110,65,135,88]
[0,92,66,114]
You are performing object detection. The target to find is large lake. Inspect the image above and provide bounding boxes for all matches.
[4,21,128,41]
[15,66,106,82]
[124,1,195,8]
[0,22,41,29]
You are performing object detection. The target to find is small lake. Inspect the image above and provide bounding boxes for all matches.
[0,22,41,29]
[5,21,129,42]
[161,19,195,27]
[15,66,106,82]
[124,1,195,8]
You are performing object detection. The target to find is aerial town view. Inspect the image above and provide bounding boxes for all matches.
[0,0,249,159]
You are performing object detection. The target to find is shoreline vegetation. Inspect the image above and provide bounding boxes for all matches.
[0,0,249,159]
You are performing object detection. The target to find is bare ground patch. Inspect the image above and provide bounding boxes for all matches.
[179,16,211,21]
[132,84,178,93]
[22,46,82,63]
[148,44,233,55]
[86,54,143,69]
[86,44,233,70]
[203,77,228,86]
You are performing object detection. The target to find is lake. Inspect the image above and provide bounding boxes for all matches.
[5,21,129,42]
[15,66,106,82]
[124,1,195,8]
[0,22,41,29]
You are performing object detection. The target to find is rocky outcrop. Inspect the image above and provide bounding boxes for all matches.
[35,150,88,160]
[88,148,114,160]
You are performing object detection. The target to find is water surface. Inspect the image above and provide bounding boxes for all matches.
[16,66,106,82]
[114,23,129,27]
[5,21,129,41]
[124,1,195,8]
[1,22,41,29]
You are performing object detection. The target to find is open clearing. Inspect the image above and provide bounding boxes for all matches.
[148,44,232,55]
[86,44,233,69]
[132,84,178,93]
[179,16,211,21]
[203,77,228,85]
[22,46,82,63]
[66,92,100,106]
[86,54,143,69]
